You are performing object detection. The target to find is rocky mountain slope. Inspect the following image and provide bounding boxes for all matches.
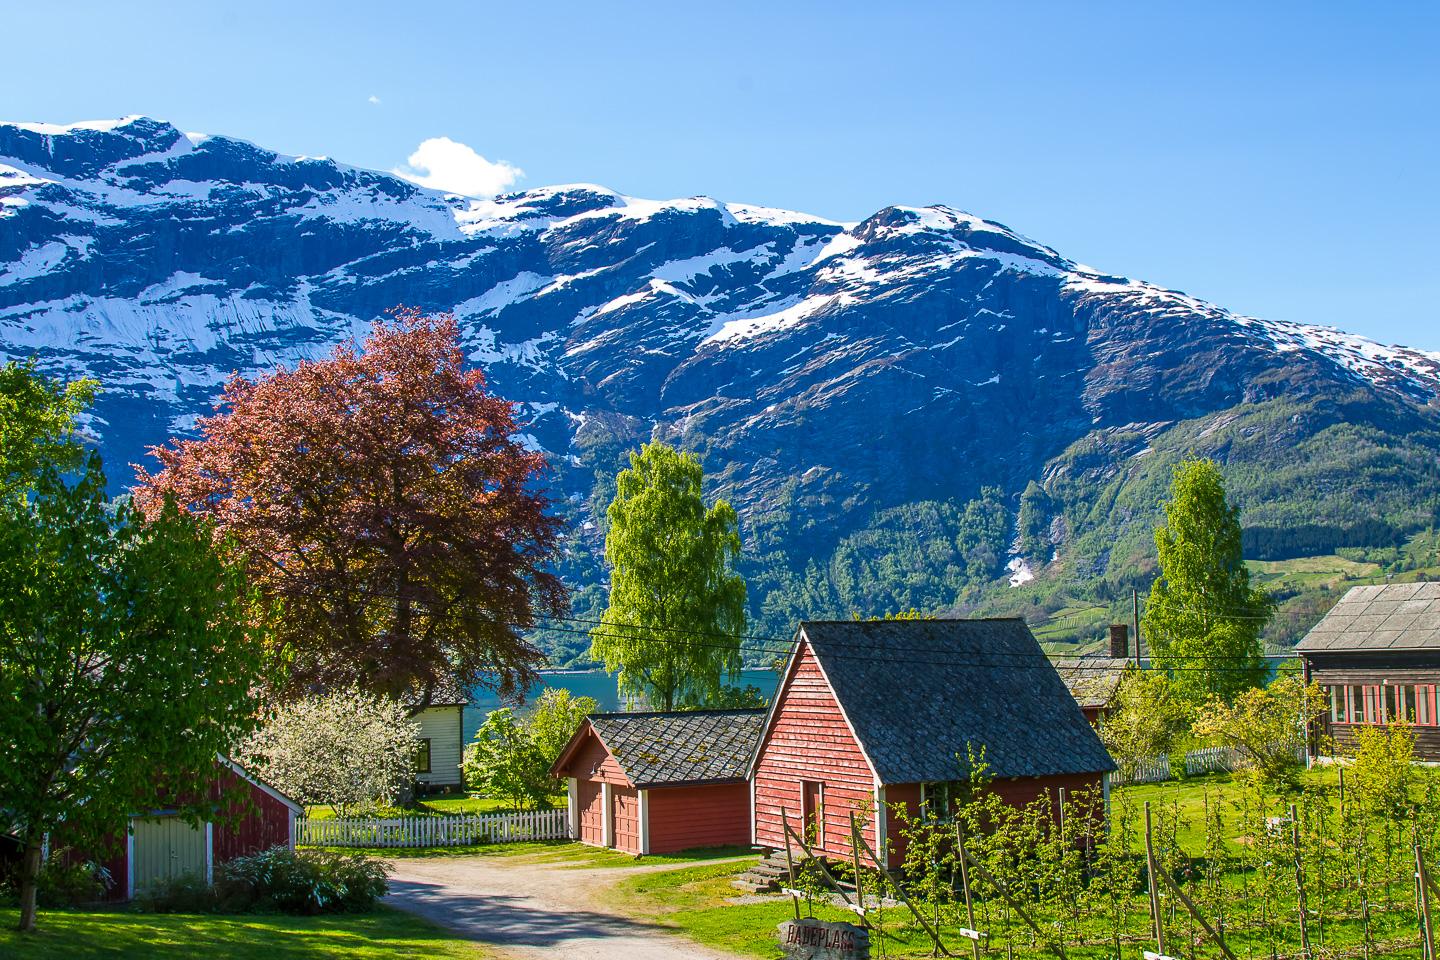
[4,116,1439,651]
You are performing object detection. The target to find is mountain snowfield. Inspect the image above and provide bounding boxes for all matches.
[3,115,1439,639]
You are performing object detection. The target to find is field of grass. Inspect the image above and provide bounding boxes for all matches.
[0,905,487,959]
[1246,553,1382,591]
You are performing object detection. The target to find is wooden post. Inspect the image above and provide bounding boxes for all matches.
[1144,801,1166,958]
[957,823,981,960]
[1290,803,1311,959]
[851,820,953,957]
[850,812,866,924]
[1418,841,1436,960]
[1154,867,1241,960]
[1133,587,1142,667]
[958,847,1066,960]
[1057,787,1067,842]
[781,806,800,921]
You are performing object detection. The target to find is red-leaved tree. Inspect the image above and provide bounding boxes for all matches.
[134,308,567,704]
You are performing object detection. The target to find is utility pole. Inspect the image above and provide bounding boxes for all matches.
[1132,587,1142,668]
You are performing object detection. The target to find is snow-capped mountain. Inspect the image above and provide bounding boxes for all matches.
[4,116,1439,640]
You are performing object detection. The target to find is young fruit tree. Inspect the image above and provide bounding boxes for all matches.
[1142,458,1273,705]
[1192,674,1328,789]
[0,367,269,933]
[464,688,598,808]
[134,308,568,704]
[1098,670,1192,780]
[588,441,746,711]
[235,688,421,816]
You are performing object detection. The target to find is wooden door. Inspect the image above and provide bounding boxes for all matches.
[131,816,206,894]
[577,780,605,846]
[611,787,640,853]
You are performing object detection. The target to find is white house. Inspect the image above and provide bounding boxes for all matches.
[403,679,468,792]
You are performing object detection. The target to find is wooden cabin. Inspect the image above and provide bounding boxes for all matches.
[748,619,1116,869]
[402,678,468,793]
[1296,582,1440,760]
[55,757,300,901]
[551,709,764,855]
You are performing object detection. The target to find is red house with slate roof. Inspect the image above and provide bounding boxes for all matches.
[749,619,1116,868]
[551,709,764,855]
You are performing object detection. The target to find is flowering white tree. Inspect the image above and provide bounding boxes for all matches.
[237,688,420,815]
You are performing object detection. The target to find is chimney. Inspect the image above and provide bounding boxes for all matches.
[1108,624,1129,660]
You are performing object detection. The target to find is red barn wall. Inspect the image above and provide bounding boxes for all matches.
[753,641,877,858]
[646,782,750,854]
[612,787,641,854]
[210,767,293,862]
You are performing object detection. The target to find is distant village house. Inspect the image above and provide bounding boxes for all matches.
[403,679,468,792]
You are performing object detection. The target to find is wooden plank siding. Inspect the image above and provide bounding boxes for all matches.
[753,641,879,860]
[562,728,634,786]
[210,765,294,862]
[646,782,750,853]
[414,705,464,788]
[577,779,605,845]
[612,787,641,854]
[1305,652,1440,761]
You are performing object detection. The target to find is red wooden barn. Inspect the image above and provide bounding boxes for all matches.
[57,757,301,901]
[551,709,764,855]
[749,619,1116,868]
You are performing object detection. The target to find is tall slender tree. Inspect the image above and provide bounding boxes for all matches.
[1143,458,1272,704]
[589,441,746,711]
[135,309,568,704]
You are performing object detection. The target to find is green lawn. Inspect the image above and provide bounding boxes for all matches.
[304,794,563,821]
[0,905,487,959]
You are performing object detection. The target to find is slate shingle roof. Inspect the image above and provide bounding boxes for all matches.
[589,709,766,788]
[400,675,470,709]
[1051,656,1131,710]
[798,619,1116,784]
[1296,582,1440,653]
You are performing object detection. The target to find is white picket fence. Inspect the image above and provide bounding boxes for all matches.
[1113,743,1307,785]
[296,808,570,848]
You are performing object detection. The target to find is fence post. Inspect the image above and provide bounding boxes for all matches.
[1291,803,1311,959]
[1418,840,1436,960]
[956,822,981,960]
[1144,801,1166,958]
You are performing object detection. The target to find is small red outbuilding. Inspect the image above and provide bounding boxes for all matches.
[749,619,1116,869]
[551,709,764,856]
[57,757,301,901]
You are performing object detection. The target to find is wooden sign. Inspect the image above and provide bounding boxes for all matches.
[777,918,870,960]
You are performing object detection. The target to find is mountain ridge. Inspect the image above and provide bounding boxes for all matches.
[4,116,1439,653]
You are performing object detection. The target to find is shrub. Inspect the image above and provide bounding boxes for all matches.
[14,855,114,908]
[213,846,389,914]
[132,872,216,913]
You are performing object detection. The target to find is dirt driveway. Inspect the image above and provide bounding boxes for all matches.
[385,852,749,960]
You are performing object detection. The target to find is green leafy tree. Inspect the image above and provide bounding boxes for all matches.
[1192,675,1327,790]
[1098,670,1190,779]
[464,689,599,809]
[0,383,269,931]
[526,688,600,776]
[1143,458,1272,704]
[0,359,95,498]
[1017,480,1051,559]
[589,442,746,711]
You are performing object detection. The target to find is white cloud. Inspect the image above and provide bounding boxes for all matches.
[392,137,523,198]
[367,95,381,105]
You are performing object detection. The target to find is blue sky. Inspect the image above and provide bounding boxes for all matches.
[5,1,1437,348]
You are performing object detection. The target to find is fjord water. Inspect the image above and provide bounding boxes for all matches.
[462,669,780,741]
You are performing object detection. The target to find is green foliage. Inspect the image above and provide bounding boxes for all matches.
[1350,721,1418,820]
[210,847,390,914]
[1192,675,1327,790]
[1099,670,1191,779]
[698,684,768,709]
[463,689,595,809]
[3,855,114,909]
[526,688,600,771]
[1144,458,1272,704]
[0,359,95,499]
[590,441,746,710]
[1017,480,1052,559]
[0,366,271,931]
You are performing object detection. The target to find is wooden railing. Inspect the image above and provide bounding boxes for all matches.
[296,808,570,848]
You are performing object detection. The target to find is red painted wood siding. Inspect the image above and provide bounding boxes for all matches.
[753,641,877,858]
[612,787,640,854]
[646,782,750,854]
[577,779,605,845]
[210,767,293,863]
[555,728,633,786]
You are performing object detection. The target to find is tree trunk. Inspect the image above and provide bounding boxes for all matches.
[17,833,43,932]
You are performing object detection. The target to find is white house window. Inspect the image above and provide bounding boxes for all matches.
[416,738,432,774]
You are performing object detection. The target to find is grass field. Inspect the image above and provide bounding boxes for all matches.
[0,905,487,959]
